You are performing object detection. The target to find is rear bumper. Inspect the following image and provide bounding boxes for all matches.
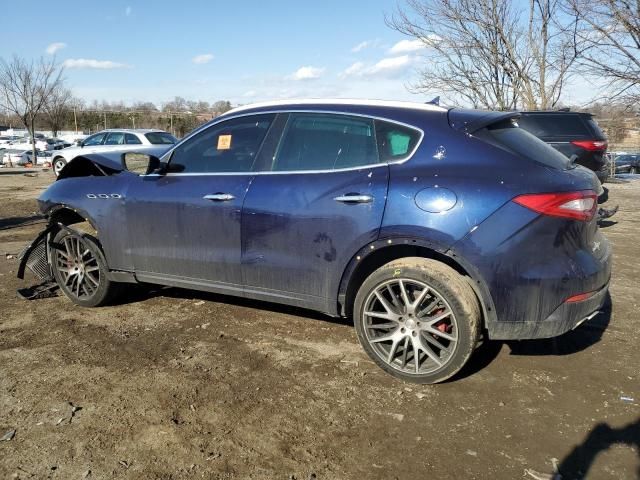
[488,282,609,340]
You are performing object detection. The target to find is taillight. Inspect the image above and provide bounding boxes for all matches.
[513,190,598,221]
[571,140,607,151]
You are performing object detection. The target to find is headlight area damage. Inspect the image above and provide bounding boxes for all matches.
[16,147,169,299]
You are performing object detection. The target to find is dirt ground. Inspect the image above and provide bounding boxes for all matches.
[0,169,638,480]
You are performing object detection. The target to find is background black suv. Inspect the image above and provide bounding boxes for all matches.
[518,111,609,182]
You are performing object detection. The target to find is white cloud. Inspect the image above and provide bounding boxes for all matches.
[46,42,66,55]
[192,54,214,64]
[389,39,425,54]
[290,66,325,81]
[341,56,413,78]
[340,62,365,78]
[369,55,412,74]
[62,58,129,69]
[125,6,132,16]
[243,90,257,97]
[351,41,371,53]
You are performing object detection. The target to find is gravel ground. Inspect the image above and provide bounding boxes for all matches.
[0,170,638,480]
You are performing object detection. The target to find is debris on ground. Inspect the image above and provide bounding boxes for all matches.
[1,429,16,441]
[620,396,634,402]
[388,413,404,422]
[194,300,205,306]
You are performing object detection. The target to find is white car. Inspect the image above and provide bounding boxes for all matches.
[1,148,30,166]
[50,128,177,176]
[0,135,23,145]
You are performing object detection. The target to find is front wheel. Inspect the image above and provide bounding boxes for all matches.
[50,229,121,307]
[52,157,66,176]
[353,258,480,384]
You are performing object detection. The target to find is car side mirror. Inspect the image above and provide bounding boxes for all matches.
[121,152,161,175]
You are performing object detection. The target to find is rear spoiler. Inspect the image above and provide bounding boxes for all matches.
[448,108,521,134]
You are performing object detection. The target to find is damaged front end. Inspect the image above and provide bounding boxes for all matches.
[16,223,88,300]
[16,223,57,299]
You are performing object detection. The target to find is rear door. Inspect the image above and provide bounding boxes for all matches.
[241,112,389,311]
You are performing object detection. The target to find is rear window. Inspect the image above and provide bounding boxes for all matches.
[145,132,177,144]
[516,114,589,137]
[477,119,571,169]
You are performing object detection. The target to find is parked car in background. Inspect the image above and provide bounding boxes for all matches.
[20,99,611,384]
[1,148,31,165]
[517,110,609,182]
[614,154,639,174]
[0,135,23,145]
[50,128,177,176]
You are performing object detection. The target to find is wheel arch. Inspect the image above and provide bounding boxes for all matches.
[48,205,98,232]
[337,237,497,332]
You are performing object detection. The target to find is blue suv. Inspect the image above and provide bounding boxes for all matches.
[19,100,611,384]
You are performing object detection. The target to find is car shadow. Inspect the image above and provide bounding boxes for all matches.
[0,214,44,230]
[116,284,352,327]
[556,418,640,479]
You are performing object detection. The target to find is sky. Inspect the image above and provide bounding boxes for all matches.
[0,0,597,108]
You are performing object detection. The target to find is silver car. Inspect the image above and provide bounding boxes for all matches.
[50,128,177,176]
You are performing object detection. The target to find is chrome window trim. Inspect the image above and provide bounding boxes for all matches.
[148,109,425,177]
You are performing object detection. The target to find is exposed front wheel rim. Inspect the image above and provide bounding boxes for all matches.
[54,235,101,300]
[362,278,459,375]
[53,159,65,175]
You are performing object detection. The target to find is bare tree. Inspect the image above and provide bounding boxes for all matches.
[0,56,63,159]
[567,0,640,104]
[387,0,581,110]
[44,85,73,137]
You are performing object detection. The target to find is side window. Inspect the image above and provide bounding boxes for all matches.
[374,121,421,162]
[169,114,275,173]
[104,132,125,145]
[125,133,142,145]
[83,133,106,146]
[272,113,378,171]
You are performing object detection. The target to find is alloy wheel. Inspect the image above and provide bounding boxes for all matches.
[53,159,65,176]
[54,235,101,299]
[362,278,459,375]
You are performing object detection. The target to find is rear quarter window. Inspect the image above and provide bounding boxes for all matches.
[374,120,421,162]
[145,132,177,145]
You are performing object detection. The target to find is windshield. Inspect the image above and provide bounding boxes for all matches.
[145,132,177,145]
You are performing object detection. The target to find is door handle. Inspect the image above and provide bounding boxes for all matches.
[203,193,235,201]
[333,194,374,204]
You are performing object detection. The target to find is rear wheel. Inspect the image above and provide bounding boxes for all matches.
[52,157,66,176]
[50,229,120,307]
[353,258,480,384]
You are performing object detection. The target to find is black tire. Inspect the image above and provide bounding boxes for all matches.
[50,229,121,307]
[52,157,66,177]
[353,257,480,384]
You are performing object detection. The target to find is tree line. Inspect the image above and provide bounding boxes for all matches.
[0,55,233,159]
[1,0,638,160]
[388,0,640,110]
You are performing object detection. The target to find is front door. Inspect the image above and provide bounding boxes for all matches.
[125,113,276,290]
[241,112,389,310]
